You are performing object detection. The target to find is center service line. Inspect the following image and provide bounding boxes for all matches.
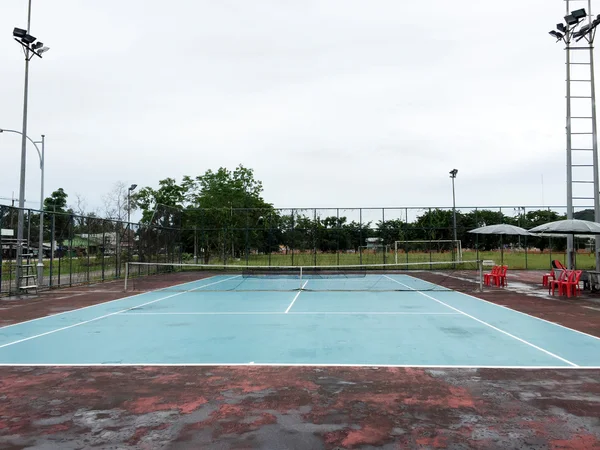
[285,281,309,313]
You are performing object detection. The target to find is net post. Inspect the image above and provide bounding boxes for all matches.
[478,259,483,292]
[124,262,129,292]
[300,266,303,290]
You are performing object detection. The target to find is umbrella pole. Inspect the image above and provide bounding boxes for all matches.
[501,235,504,265]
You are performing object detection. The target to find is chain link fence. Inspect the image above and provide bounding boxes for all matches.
[0,205,181,296]
[178,205,594,270]
[2,204,596,296]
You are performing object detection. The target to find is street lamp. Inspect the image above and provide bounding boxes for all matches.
[549,4,600,270]
[12,2,50,291]
[449,169,458,262]
[1,129,45,287]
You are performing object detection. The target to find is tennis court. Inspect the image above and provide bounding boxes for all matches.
[1,267,600,368]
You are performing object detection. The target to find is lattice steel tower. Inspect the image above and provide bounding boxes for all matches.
[550,0,600,269]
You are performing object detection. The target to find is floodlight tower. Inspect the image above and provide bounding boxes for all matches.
[549,1,600,270]
[12,0,50,292]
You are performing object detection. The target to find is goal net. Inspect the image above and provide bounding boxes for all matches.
[394,240,463,264]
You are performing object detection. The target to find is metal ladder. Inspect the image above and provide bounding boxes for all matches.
[18,250,38,294]
[567,43,598,210]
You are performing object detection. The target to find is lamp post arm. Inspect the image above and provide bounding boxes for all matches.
[0,128,42,165]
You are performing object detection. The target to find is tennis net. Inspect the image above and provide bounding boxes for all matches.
[125,260,484,293]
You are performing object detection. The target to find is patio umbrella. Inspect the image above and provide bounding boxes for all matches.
[528,219,600,235]
[468,224,531,265]
[529,219,600,269]
[468,224,531,236]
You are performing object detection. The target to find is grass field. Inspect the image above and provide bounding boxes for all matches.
[1,250,594,291]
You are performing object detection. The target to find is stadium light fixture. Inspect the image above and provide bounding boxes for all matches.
[565,14,579,26]
[572,9,587,20]
[12,27,27,39]
[557,23,567,34]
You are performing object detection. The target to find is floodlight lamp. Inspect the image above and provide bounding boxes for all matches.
[449,169,458,178]
[32,41,43,50]
[572,8,587,20]
[37,47,50,55]
[549,30,563,40]
[557,23,567,33]
[13,27,27,38]
[129,184,137,191]
[565,14,579,26]
[21,33,36,45]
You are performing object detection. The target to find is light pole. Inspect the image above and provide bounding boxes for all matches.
[127,184,137,225]
[12,2,50,291]
[549,4,600,270]
[127,184,137,262]
[449,169,458,260]
[0,129,45,287]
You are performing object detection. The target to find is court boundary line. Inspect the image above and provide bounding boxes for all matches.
[0,276,241,350]
[433,271,600,343]
[285,280,308,313]
[457,290,600,342]
[382,275,579,367]
[0,362,598,369]
[0,274,228,331]
[118,311,462,316]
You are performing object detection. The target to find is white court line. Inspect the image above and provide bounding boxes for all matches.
[0,362,598,369]
[0,276,241,350]
[460,291,600,343]
[0,274,228,331]
[118,311,462,316]
[285,281,308,313]
[382,275,579,368]
[435,272,600,343]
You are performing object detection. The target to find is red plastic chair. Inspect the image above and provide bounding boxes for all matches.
[560,270,583,298]
[543,260,567,287]
[484,266,500,286]
[549,270,569,295]
[542,268,555,287]
[493,265,508,287]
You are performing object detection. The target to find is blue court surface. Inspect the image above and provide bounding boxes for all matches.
[1,273,600,368]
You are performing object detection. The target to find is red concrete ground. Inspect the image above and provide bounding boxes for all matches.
[1,271,600,449]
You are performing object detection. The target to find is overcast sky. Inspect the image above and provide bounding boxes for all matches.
[0,0,589,217]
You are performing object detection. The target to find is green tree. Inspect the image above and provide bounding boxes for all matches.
[186,166,273,262]
[43,188,73,247]
[44,188,68,213]
[133,178,187,225]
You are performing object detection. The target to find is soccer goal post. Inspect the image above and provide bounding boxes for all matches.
[394,240,463,264]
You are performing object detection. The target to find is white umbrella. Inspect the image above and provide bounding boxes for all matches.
[529,219,600,269]
[468,224,531,236]
[469,224,531,265]
[529,219,600,235]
